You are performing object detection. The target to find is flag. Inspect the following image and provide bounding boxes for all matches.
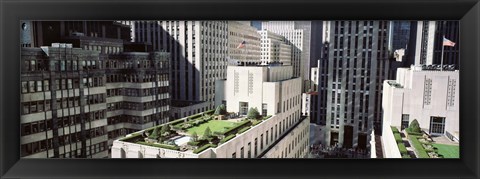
[237,40,246,49]
[443,37,456,47]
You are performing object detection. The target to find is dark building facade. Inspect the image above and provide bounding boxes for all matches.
[20,21,170,158]
[319,21,394,150]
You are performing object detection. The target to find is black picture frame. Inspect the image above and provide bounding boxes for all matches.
[1,0,479,178]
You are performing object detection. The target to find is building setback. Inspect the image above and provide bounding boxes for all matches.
[319,21,394,149]
[20,21,171,158]
[112,63,309,158]
[382,65,459,158]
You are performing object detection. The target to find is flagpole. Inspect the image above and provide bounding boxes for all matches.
[441,35,444,71]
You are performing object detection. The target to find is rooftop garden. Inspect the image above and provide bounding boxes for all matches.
[405,119,447,158]
[119,104,272,154]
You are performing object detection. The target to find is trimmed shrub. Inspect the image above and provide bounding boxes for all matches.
[219,134,236,144]
[214,104,227,115]
[148,126,160,139]
[203,127,212,139]
[119,132,143,142]
[391,126,399,133]
[394,133,402,143]
[136,141,179,150]
[262,115,272,120]
[169,118,187,126]
[398,143,408,154]
[193,144,216,154]
[409,119,422,133]
[402,154,411,158]
[221,120,251,136]
[238,126,251,134]
[405,128,423,136]
[409,136,430,158]
[252,120,262,126]
[187,141,200,146]
[247,107,260,119]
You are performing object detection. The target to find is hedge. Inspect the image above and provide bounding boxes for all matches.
[402,154,411,158]
[406,128,423,136]
[252,120,262,126]
[169,118,187,126]
[398,143,408,154]
[193,144,217,154]
[409,136,430,158]
[394,133,403,143]
[187,141,200,146]
[238,126,251,134]
[262,115,272,120]
[136,141,180,150]
[391,126,399,133]
[119,132,143,141]
[220,120,252,136]
[219,134,236,144]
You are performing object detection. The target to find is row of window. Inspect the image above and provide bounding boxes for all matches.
[21,126,107,157]
[106,74,168,83]
[107,87,169,97]
[21,77,104,94]
[107,100,169,111]
[107,113,169,125]
[232,111,301,158]
[21,110,106,136]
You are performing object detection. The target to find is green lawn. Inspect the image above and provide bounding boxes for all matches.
[186,120,237,137]
[432,143,460,158]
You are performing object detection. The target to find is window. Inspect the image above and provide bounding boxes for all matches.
[254,138,258,156]
[401,114,409,130]
[247,142,251,158]
[429,116,445,135]
[240,147,244,158]
[262,103,267,116]
[21,82,28,93]
[232,152,236,158]
[239,102,248,115]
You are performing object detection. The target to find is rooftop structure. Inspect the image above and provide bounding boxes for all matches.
[112,64,310,158]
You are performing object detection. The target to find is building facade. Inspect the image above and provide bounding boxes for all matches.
[261,21,307,80]
[20,21,171,158]
[258,30,292,65]
[382,65,459,141]
[407,21,459,68]
[319,21,394,149]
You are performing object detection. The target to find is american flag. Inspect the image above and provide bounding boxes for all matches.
[443,37,456,47]
[236,40,246,48]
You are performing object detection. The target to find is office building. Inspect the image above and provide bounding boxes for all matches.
[111,63,309,158]
[406,21,459,68]
[319,21,394,149]
[382,65,459,158]
[20,21,171,158]
[258,30,292,65]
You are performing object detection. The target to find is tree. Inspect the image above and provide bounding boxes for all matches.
[409,119,421,133]
[160,125,170,136]
[247,107,260,119]
[191,132,198,142]
[214,104,227,115]
[148,126,160,139]
[203,127,212,139]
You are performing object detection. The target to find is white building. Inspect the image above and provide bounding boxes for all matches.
[261,21,309,81]
[382,65,459,141]
[111,63,309,158]
[258,30,292,65]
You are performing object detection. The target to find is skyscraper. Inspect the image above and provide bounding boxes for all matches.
[261,21,309,81]
[406,21,459,68]
[133,21,229,118]
[319,21,393,149]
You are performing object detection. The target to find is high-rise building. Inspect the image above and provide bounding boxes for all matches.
[390,21,411,52]
[258,30,292,65]
[20,21,171,158]
[382,65,459,158]
[133,21,229,118]
[406,21,459,68]
[261,21,308,80]
[318,21,394,149]
[112,63,309,158]
[228,21,261,63]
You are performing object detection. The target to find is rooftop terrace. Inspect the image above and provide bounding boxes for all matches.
[118,106,272,154]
